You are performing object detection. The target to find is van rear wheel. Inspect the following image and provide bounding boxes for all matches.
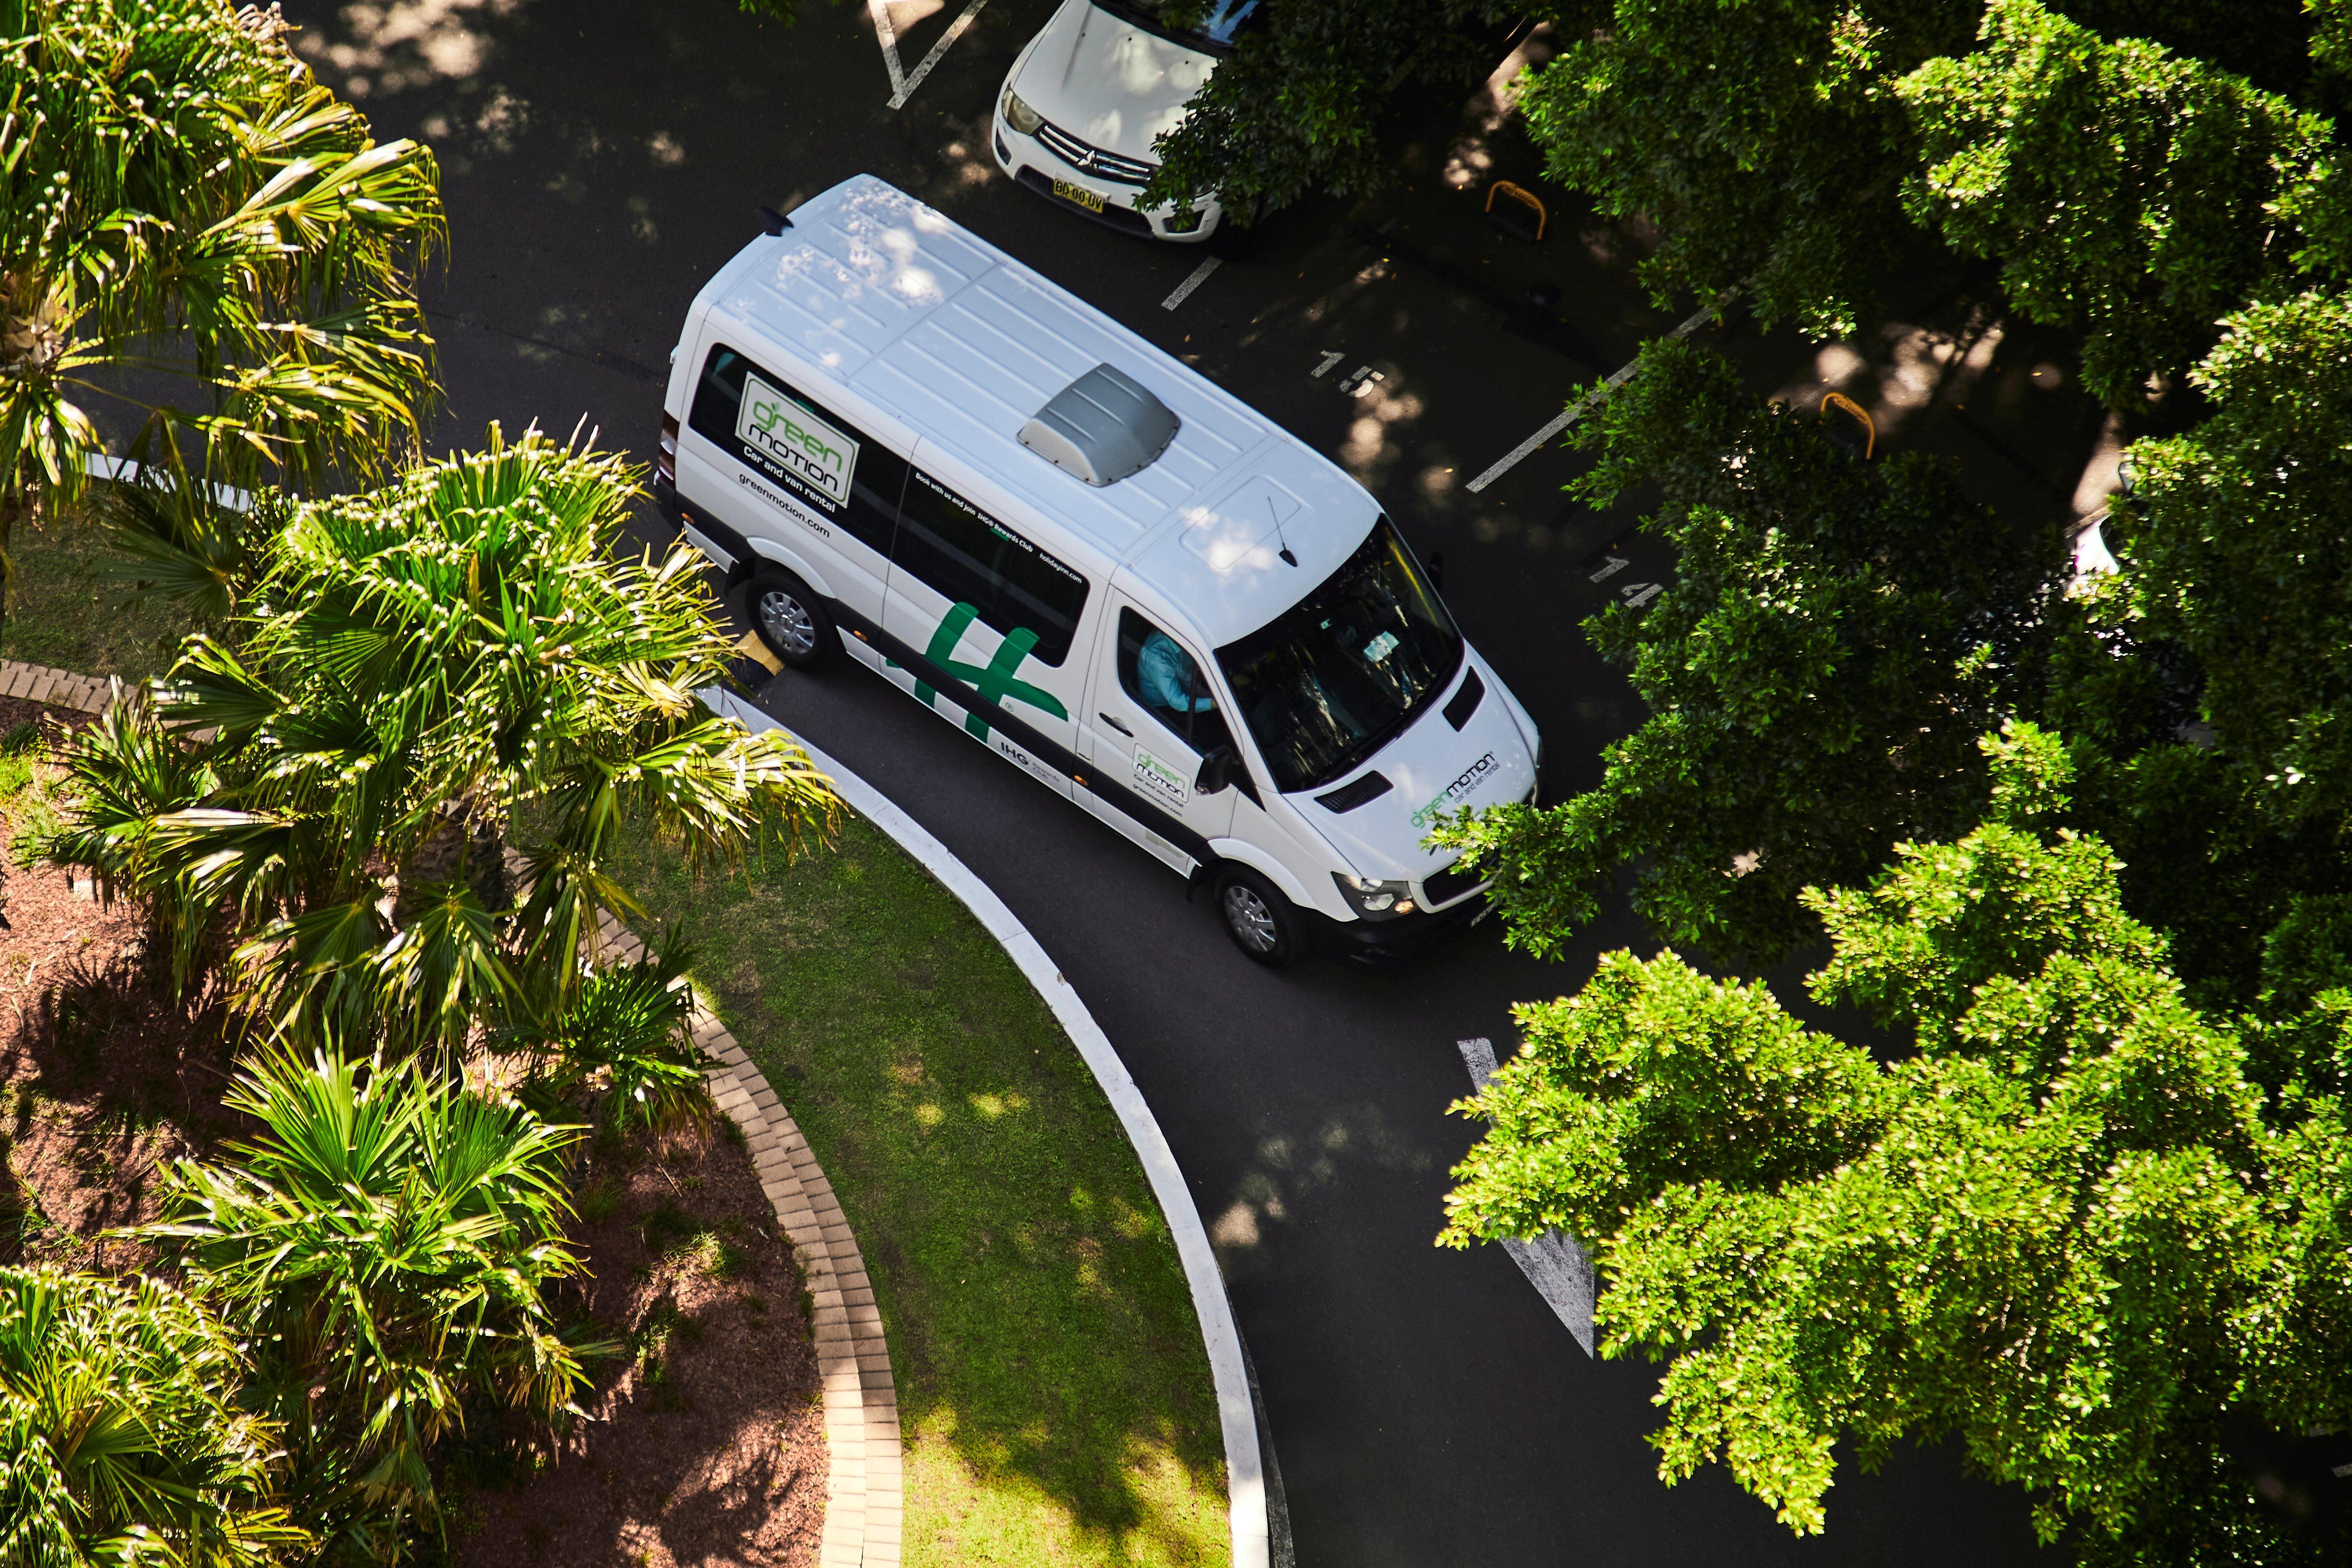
[749,568,836,672]
[1213,866,1304,968]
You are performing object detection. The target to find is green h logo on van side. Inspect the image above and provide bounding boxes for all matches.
[894,602,1069,741]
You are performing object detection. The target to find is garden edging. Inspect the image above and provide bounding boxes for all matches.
[701,686,1274,1568]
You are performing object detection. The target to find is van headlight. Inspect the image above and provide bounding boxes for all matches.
[1334,872,1416,920]
[1001,87,1045,135]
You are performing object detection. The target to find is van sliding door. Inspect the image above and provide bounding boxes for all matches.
[879,457,1089,800]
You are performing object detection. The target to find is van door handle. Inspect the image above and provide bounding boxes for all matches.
[1097,712,1134,737]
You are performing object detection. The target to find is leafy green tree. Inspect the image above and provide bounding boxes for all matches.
[1515,0,1973,338]
[492,930,710,1138]
[149,1045,605,1558]
[42,427,836,1049]
[0,0,443,621]
[1432,340,2065,967]
[1142,0,1517,218]
[0,1265,304,1566]
[2114,290,2352,826]
[1442,724,2352,1566]
[1898,0,2337,404]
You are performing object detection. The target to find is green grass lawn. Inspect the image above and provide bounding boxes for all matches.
[613,814,1230,1567]
[2,510,199,683]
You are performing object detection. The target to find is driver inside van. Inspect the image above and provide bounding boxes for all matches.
[1138,629,1216,727]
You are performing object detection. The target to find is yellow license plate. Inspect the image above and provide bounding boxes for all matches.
[1052,179,1106,214]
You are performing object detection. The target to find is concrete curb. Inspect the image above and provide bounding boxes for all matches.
[702,686,1272,1568]
[589,912,904,1568]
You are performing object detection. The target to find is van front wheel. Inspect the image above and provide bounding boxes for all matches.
[1213,866,1305,968]
[749,568,836,671]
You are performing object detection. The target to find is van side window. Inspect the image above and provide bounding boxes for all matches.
[893,467,1089,667]
[687,345,907,554]
[1117,609,1235,758]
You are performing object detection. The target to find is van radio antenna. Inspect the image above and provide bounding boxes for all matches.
[1269,495,1297,566]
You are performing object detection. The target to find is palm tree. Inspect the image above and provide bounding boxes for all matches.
[0,1264,305,1565]
[0,0,443,631]
[42,425,837,1052]
[147,1045,606,1558]
[494,928,710,1136]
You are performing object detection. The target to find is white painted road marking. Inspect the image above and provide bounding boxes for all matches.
[1458,1037,1596,1356]
[1161,255,1222,311]
[890,0,990,109]
[1310,350,1346,378]
[1585,555,1629,584]
[865,0,908,101]
[1337,366,1385,397]
[1466,287,1740,494]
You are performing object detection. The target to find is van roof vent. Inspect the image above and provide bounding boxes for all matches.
[1018,364,1181,487]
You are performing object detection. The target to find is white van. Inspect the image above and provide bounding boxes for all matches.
[653,177,1540,966]
[991,0,1258,242]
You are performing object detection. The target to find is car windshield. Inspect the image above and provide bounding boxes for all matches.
[1216,518,1462,794]
[1093,0,1261,55]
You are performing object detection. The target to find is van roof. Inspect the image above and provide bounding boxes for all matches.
[701,175,1378,648]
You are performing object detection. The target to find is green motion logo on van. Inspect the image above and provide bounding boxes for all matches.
[1410,750,1500,829]
[738,373,860,507]
[895,602,1069,742]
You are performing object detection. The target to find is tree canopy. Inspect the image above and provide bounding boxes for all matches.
[47,426,836,1051]
[0,0,443,533]
[1901,0,2341,403]
[1444,727,2352,1565]
[1142,0,1516,216]
[0,1266,302,1566]
[1433,339,2065,967]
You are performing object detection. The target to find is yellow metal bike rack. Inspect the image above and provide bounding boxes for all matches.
[1485,181,1547,241]
[1820,390,1876,460]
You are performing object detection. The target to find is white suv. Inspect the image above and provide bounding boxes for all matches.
[991,0,1259,243]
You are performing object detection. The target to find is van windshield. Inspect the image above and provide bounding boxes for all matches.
[1092,0,1261,55]
[1215,518,1462,794]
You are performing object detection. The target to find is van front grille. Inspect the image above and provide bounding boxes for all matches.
[1420,859,1488,909]
[1035,120,1157,186]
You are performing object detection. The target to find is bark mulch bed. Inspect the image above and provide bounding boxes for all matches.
[0,690,827,1565]
[446,1123,829,1568]
[0,694,229,1275]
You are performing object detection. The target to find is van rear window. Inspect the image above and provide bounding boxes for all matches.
[893,467,1089,667]
[687,346,906,554]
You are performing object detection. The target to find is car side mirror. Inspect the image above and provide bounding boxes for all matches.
[1195,744,1236,796]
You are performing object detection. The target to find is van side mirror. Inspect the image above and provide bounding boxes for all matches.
[1195,745,1236,796]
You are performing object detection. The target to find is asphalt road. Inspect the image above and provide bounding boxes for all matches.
[280,1,2089,1561]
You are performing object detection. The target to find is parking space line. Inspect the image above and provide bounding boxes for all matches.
[1466,289,1738,494]
[1161,255,1222,311]
[1458,1038,1596,1355]
[865,0,909,101]
[889,0,990,110]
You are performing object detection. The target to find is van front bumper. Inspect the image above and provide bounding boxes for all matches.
[1307,890,1491,969]
[991,112,1221,243]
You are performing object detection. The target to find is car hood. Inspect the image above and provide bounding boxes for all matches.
[1294,653,1539,883]
[1010,0,1216,164]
